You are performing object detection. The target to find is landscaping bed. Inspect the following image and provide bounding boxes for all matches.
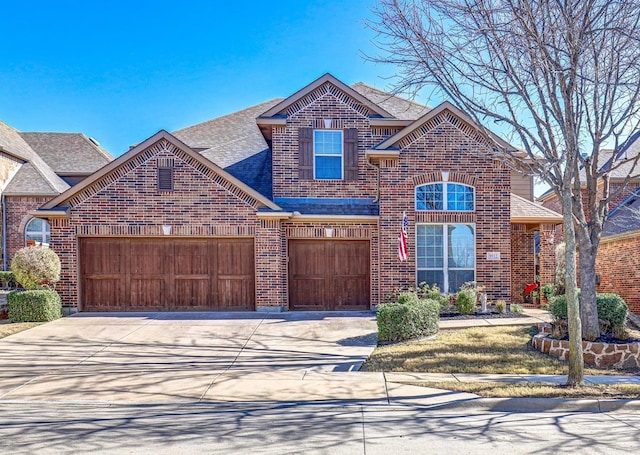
[440,310,528,320]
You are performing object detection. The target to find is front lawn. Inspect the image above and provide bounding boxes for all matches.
[360,325,636,375]
[0,321,42,339]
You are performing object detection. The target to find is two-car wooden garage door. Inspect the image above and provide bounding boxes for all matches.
[80,238,255,311]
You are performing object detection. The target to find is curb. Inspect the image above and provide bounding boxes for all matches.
[430,397,640,413]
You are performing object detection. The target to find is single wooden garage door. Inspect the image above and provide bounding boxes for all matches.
[80,238,255,311]
[288,240,370,311]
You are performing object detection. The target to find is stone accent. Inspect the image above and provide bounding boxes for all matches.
[532,323,640,369]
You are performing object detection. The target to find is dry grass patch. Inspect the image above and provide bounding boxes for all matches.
[0,321,42,339]
[403,381,640,399]
[361,326,632,375]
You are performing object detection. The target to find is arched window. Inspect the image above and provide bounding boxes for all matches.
[25,218,51,247]
[416,183,474,211]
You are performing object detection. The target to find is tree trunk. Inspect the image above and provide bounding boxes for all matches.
[562,191,584,386]
[578,239,600,341]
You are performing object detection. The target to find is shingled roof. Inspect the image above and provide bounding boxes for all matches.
[351,83,430,120]
[603,188,640,237]
[20,132,112,174]
[511,193,562,223]
[0,121,69,195]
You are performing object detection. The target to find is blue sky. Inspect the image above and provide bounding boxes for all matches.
[1,0,407,155]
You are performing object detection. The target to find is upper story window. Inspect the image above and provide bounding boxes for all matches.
[298,127,358,181]
[314,130,343,180]
[25,217,50,247]
[416,182,475,211]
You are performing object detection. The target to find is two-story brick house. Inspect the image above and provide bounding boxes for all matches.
[33,73,561,312]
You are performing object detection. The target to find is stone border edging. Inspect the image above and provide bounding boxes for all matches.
[532,323,640,369]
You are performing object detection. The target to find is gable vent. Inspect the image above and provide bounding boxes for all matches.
[158,159,174,191]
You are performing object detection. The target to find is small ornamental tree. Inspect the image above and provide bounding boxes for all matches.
[11,246,61,290]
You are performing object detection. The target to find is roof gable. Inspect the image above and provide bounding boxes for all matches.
[372,101,516,152]
[259,73,394,119]
[40,130,280,211]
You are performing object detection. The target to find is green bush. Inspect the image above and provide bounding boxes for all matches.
[0,271,17,289]
[11,247,61,290]
[418,282,449,310]
[7,290,62,322]
[540,284,557,300]
[548,292,629,335]
[596,293,629,330]
[510,304,524,314]
[377,298,440,342]
[397,291,419,306]
[456,289,476,315]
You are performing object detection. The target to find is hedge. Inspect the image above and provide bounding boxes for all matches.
[377,298,440,342]
[548,292,629,333]
[7,290,62,322]
[0,271,17,289]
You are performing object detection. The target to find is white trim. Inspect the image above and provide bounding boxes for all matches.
[415,223,476,294]
[313,130,343,180]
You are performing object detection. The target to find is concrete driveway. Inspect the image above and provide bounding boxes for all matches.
[0,312,394,404]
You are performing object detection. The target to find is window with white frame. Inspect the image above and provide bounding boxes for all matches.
[25,218,51,247]
[416,224,475,293]
[416,182,474,211]
[313,130,343,179]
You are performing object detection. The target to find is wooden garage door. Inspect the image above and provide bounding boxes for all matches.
[288,240,370,311]
[80,238,254,311]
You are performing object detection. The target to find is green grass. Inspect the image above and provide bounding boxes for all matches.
[360,325,637,375]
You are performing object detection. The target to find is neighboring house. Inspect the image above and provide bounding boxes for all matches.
[0,121,113,270]
[32,73,561,312]
[540,131,640,314]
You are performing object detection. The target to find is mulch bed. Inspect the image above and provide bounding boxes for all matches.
[440,310,528,320]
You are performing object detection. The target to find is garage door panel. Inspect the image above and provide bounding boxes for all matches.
[288,240,370,311]
[217,278,254,311]
[129,278,165,311]
[82,239,125,275]
[216,240,254,276]
[82,278,126,312]
[173,278,210,310]
[174,240,210,275]
[130,241,168,274]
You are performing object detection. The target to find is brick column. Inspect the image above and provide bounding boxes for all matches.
[49,217,78,308]
[255,218,285,311]
[510,224,535,303]
[538,223,557,286]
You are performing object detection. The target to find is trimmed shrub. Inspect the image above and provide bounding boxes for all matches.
[377,298,440,342]
[549,292,629,336]
[7,290,62,322]
[0,271,17,289]
[397,291,419,306]
[596,293,629,331]
[456,289,476,315]
[418,282,449,310]
[11,247,61,290]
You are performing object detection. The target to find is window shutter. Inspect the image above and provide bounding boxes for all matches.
[344,128,359,180]
[299,128,313,180]
[158,167,174,191]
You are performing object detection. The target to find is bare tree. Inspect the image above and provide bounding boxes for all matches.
[367,0,640,385]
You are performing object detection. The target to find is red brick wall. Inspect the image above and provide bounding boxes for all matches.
[377,112,512,303]
[5,196,53,266]
[596,233,640,314]
[511,224,535,303]
[271,83,379,198]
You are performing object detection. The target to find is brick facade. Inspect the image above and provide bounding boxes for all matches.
[5,196,53,265]
[596,233,640,314]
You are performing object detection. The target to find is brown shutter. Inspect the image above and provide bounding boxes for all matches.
[344,128,359,180]
[298,127,313,180]
[158,167,174,191]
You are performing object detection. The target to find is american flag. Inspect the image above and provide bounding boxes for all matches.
[398,211,408,262]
